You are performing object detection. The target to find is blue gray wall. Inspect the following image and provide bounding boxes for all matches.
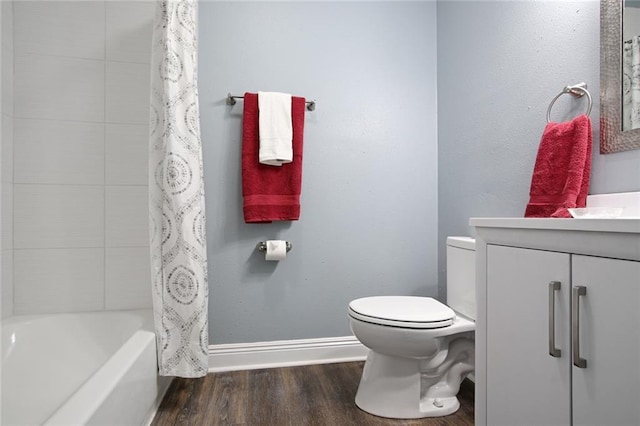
[437,0,640,296]
[199,1,640,344]
[199,2,439,344]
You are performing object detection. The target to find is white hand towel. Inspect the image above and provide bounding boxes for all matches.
[258,91,293,166]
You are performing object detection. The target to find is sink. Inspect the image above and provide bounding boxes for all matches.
[568,207,624,218]
[585,192,640,218]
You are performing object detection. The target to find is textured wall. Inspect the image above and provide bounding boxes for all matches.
[437,1,640,298]
[199,1,439,344]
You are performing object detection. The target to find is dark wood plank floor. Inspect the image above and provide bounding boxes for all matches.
[151,361,474,426]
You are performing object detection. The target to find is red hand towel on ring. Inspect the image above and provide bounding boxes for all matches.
[524,114,592,218]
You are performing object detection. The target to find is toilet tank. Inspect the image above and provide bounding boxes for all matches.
[446,236,476,320]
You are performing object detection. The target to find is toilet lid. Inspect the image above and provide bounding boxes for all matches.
[348,296,455,329]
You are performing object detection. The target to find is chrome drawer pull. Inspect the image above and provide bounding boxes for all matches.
[548,281,561,357]
[572,286,587,369]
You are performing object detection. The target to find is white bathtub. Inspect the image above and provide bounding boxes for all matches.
[1,309,171,426]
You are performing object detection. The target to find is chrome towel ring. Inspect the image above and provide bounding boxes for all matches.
[546,82,592,123]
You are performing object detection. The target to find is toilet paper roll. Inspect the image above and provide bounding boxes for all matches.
[265,240,287,261]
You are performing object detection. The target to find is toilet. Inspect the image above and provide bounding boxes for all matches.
[348,236,476,419]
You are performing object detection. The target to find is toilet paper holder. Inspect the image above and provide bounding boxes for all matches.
[256,241,292,253]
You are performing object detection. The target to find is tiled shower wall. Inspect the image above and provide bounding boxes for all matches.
[1,1,14,319]
[7,1,154,315]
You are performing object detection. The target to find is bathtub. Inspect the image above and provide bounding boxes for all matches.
[1,309,171,426]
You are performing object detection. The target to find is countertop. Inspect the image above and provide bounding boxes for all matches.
[470,217,640,234]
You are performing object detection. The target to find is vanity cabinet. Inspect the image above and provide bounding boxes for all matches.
[470,218,640,426]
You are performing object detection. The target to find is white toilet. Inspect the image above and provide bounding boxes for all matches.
[348,236,476,419]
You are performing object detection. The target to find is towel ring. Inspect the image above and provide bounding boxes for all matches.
[546,83,592,123]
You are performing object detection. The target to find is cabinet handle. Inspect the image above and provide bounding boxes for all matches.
[548,281,561,357]
[572,286,587,369]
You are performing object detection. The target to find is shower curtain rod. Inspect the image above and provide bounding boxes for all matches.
[226,93,316,111]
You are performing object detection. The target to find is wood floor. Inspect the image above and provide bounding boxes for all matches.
[151,361,474,426]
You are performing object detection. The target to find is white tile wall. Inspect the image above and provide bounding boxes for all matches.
[14,184,104,249]
[15,54,105,122]
[106,1,155,64]
[2,39,13,117]
[14,1,105,60]
[14,248,104,314]
[14,119,104,185]
[10,1,155,315]
[1,1,14,50]
[106,124,148,185]
[105,61,151,124]
[105,185,148,247]
[1,251,13,318]
[105,247,151,310]
[1,182,12,251]
[1,114,12,183]
[1,0,13,320]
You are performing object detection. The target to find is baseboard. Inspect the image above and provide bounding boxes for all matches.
[208,336,368,373]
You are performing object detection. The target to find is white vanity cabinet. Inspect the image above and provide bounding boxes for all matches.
[470,218,640,426]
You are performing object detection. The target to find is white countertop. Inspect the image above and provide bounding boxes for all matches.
[470,217,640,261]
[470,217,640,234]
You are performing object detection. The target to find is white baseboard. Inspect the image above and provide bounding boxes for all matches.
[208,336,368,373]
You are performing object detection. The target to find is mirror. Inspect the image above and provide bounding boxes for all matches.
[623,1,640,131]
[601,0,640,153]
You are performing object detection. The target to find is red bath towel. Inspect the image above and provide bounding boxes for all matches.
[242,92,305,223]
[524,114,592,218]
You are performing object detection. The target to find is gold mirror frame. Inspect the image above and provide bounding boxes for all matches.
[601,0,640,153]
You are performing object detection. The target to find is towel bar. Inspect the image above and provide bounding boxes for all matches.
[546,82,592,123]
[256,241,293,253]
[227,93,316,111]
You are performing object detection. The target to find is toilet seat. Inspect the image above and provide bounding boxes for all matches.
[348,296,456,329]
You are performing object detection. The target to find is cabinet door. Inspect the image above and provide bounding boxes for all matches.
[486,245,571,426]
[572,255,640,426]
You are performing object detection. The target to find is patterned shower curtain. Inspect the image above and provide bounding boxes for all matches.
[148,0,209,378]
[623,36,640,131]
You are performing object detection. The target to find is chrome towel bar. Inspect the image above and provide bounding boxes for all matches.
[227,93,316,111]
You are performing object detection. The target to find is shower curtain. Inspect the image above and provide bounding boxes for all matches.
[148,0,209,378]
[623,36,640,131]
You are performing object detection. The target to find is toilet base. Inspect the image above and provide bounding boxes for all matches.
[354,351,462,419]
